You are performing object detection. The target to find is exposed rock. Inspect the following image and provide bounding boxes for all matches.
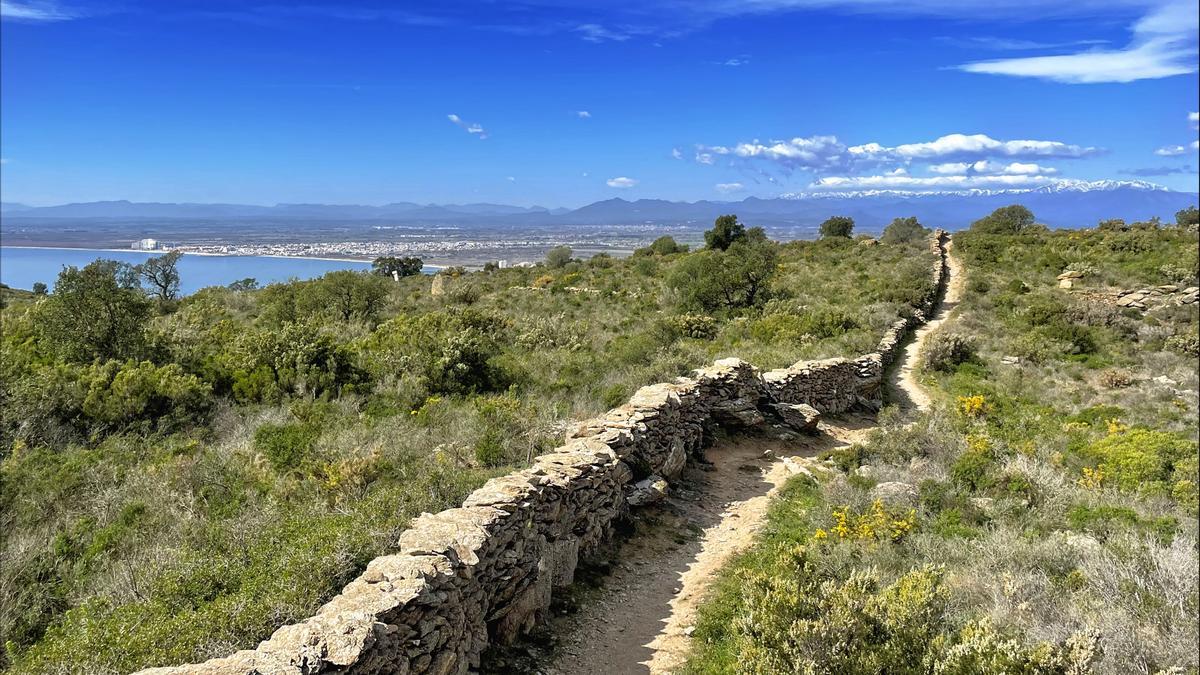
[870,481,917,506]
[625,475,669,507]
[771,402,821,433]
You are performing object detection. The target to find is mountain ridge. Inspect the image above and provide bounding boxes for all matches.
[2,180,1195,230]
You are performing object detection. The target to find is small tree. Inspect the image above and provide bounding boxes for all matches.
[372,256,424,279]
[880,216,929,244]
[648,235,687,255]
[705,214,746,250]
[1097,218,1128,232]
[1176,205,1199,228]
[668,235,778,311]
[545,246,573,268]
[138,250,183,302]
[300,270,390,323]
[37,260,152,362]
[228,278,259,291]
[970,205,1036,234]
[819,216,855,239]
[31,282,48,295]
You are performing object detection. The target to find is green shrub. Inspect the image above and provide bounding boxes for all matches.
[950,447,996,492]
[1077,429,1197,495]
[922,333,977,372]
[253,423,318,473]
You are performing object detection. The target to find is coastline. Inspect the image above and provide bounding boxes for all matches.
[0,245,448,269]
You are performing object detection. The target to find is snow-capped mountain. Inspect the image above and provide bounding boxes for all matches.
[3,180,1195,232]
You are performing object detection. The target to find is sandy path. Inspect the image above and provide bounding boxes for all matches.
[505,244,964,675]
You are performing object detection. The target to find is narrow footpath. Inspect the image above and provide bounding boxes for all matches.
[520,245,965,675]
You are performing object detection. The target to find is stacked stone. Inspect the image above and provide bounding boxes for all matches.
[761,358,862,414]
[134,236,954,675]
[1115,285,1199,310]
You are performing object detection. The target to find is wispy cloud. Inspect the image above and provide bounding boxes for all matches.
[937,36,1109,51]
[719,55,751,66]
[447,114,487,139]
[1191,111,1200,129]
[1,0,78,21]
[715,182,745,193]
[1120,165,1197,176]
[957,0,1198,83]
[606,176,638,188]
[575,110,592,118]
[671,148,684,160]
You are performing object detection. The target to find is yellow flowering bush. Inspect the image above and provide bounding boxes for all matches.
[1077,464,1106,490]
[957,394,987,418]
[814,499,916,544]
[1105,418,1129,435]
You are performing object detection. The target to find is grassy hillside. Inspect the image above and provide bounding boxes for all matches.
[682,214,1199,673]
[0,226,937,673]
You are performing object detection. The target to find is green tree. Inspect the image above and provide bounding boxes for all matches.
[819,216,855,239]
[880,216,930,244]
[705,214,746,250]
[545,246,573,268]
[31,282,48,296]
[372,256,424,279]
[137,250,183,302]
[1097,218,1128,232]
[227,278,258,291]
[36,260,152,363]
[970,205,1036,234]
[1175,205,1199,228]
[668,236,778,311]
[301,271,390,323]
[638,235,688,256]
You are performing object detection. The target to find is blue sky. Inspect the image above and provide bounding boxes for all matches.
[1,0,1197,206]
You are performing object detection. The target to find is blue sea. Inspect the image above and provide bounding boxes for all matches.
[0,247,430,295]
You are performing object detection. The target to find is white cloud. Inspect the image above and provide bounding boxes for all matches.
[1190,111,1200,129]
[715,182,744,193]
[576,110,592,118]
[1155,144,1189,156]
[929,162,970,174]
[506,176,516,182]
[721,56,750,66]
[957,0,1198,83]
[606,176,637,188]
[695,132,1097,174]
[1,1,77,21]
[447,113,487,139]
[859,134,1098,160]
[811,173,1064,191]
[671,148,683,160]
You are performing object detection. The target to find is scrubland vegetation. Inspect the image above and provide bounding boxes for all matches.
[0,217,937,673]
[684,206,1199,674]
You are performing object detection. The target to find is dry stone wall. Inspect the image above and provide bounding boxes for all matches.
[138,231,947,675]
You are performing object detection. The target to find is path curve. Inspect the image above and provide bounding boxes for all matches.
[525,243,964,675]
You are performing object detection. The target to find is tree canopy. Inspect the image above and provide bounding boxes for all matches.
[819,216,855,239]
[669,231,777,311]
[970,205,1037,234]
[37,260,152,363]
[372,256,424,279]
[545,246,573,268]
[138,250,183,302]
[705,215,747,250]
[880,217,930,244]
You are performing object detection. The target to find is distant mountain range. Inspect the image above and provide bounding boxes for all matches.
[3,180,1196,231]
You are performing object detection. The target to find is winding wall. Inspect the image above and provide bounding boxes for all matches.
[139,231,948,675]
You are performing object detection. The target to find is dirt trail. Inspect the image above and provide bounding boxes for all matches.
[524,245,964,675]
